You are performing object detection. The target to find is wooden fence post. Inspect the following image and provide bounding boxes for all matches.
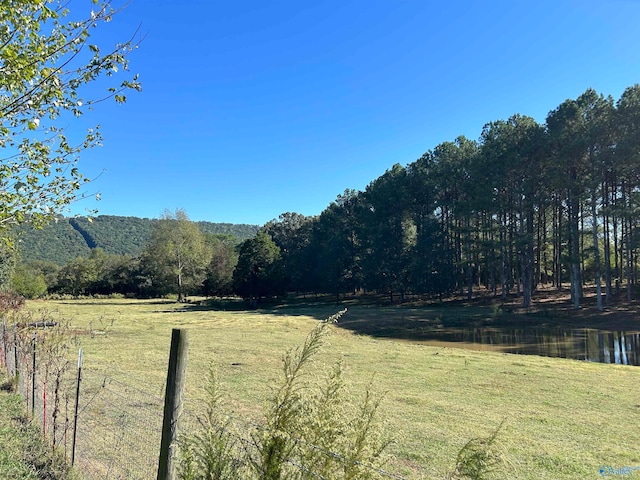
[31,331,36,417]
[157,328,188,480]
[13,324,18,384]
[1,318,6,372]
[71,348,83,466]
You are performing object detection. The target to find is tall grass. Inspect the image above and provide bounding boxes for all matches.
[178,366,241,480]
[0,373,76,480]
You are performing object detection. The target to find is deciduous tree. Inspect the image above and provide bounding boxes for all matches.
[142,209,211,301]
[203,234,238,297]
[0,0,141,234]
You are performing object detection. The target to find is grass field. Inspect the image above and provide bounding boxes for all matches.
[21,297,640,479]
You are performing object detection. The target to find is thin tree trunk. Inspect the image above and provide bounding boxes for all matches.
[591,185,603,311]
[466,217,472,301]
[569,183,581,309]
[624,184,633,301]
[613,181,620,294]
[500,211,507,300]
[603,179,612,307]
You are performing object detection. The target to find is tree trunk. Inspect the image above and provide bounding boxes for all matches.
[603,179,612,307]
[500,212,507,300]
[522,208,534,308]
[591,186,603,311]
[177,270,184,303]
[466,217,472,301]
[568,181,582,309]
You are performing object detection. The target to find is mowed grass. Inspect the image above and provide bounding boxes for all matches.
[23,298,640,479]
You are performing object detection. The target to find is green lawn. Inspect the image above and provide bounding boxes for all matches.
[22,298,640,479]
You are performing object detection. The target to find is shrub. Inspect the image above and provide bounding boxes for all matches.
[11,266,48,299]
[179,308,390,479]
[449,421,505,480]
[0,291,25,313]
[178,367,243,480]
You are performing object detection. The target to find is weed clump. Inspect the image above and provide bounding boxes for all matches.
[179,308,390,479]
[449,421,504,480]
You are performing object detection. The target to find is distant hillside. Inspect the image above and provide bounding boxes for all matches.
[16,215,259,265]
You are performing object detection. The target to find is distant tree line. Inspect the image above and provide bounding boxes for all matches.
[6,210,239,300]
[7,86,640,308]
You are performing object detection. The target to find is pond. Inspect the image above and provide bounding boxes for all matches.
[417,327,640,366]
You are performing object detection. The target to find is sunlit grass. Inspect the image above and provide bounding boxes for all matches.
[23,298,640,479]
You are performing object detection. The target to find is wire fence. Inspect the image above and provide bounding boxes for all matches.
[0,319,407,480]
[1,318,165,479]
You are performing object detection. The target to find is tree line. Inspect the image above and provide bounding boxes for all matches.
[6,210,239,300]
[255,86,640,309]
[7,86,640,308]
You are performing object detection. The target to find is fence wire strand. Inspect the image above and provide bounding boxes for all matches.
[1,322,406,480]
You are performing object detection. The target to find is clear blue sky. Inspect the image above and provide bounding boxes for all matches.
[66,0,640,226]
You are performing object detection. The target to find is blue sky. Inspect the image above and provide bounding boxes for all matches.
[66,0,640,226]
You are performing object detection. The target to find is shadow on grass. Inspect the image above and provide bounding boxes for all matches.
[181,297,252,312]
[55,300,177,306]
[179,290,640,344]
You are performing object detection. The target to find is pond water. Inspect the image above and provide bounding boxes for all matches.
[417,328,640,365]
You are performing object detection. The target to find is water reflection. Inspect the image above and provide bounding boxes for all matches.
[420,328,640,366]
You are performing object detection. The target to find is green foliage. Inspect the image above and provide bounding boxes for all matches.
[27,248,140,297]
[262,213,315,294]
[248,318,330,479]
[10,264,47,299]
[13,83,640,307]
[313,191,364,301]
[0,242,17,291]
[16,219,91,265]
[0,0,141,232]
[233,231,282,306]
[198,222,260,241]
[0,380,74,479]
[54,255,99,296]
[23,261,60,292]
[203,234,238,297]
[449,422,504,480]
[70,215,158,255]
[178,366,243,480]
[16,216,258,266]
[361,164,414,301]
[141,209,212,301]
[179,309,390,480]
[246,85,640,307]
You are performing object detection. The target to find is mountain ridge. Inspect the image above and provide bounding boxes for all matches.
[16,215,260,265]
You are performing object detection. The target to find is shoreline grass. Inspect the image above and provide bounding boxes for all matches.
[20,298,640,479]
